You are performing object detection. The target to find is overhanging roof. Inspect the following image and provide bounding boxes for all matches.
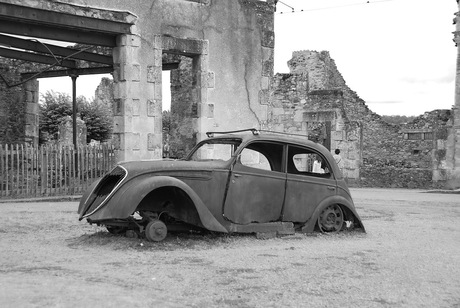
[0,0,136,80]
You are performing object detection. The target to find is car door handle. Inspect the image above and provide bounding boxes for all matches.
[234,173,242,178]
[327,186,336,190]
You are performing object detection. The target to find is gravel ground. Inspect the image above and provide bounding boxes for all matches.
[0,188,459,308]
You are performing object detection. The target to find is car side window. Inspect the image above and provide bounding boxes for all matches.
[287,145,331,177]
[238,142,284,172]
[240,148,271,170]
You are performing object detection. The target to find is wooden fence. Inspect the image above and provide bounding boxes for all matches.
[0,144,116,199]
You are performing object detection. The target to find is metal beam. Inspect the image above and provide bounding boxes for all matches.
[0,34,113,65]
[21,66,113,79]
[0,47,77,68]
[0,2,132,34]
[0,20,116,47]
[162,63,180,70]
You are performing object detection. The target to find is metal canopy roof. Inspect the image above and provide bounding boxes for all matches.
[0,1,135,80]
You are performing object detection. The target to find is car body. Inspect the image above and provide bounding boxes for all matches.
[78,129,365,241]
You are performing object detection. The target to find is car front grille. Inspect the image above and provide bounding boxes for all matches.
[81,166,127,217]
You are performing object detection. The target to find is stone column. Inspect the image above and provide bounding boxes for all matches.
[24,79,39,147]
[112,33,162,162]
[449,2,460,188]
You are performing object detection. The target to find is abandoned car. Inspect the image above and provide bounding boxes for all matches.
[78,129,365,241]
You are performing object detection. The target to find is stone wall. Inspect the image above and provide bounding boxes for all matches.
[0,59,39,146]
[270,50,452,188]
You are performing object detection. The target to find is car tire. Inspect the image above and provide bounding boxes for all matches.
[318,204,344,233]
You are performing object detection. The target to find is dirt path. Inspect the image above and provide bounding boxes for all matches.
[0,188,459,307]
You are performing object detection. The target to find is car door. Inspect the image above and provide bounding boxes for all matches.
[282,144,337,222]
[223,141,286,224]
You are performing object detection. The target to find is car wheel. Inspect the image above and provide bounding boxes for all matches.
[106,226,128,235]
[145,220,168,242]
[318,204,344,232]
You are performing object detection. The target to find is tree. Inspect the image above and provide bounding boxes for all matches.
[39,91,73,144]
[79,98,113,143]
[39,90,113,144]
[381,115,416,125]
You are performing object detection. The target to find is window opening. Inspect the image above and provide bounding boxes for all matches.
[240,142,284,172]
[287,145,331,177]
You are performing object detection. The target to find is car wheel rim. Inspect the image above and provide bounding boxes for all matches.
[145,220,168,242]
[318,204,344,232]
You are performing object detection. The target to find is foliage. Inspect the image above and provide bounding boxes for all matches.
[39,90,113,144]
[78,99,113,143]
[39,91,73,144]
[381,115,416,125]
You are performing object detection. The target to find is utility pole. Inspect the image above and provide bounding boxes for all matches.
[70,72,79,169]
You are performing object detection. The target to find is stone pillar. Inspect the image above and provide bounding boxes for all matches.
[195,42,213,142]
[24,79,39,147]
[58,116,86,146]
[448,3,460,188]
[112,33,162,162]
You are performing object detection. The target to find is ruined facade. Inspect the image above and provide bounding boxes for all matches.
[62,0,274,162]
[0,59,39,145]
[269,50,456,188]
[0,0,275,163]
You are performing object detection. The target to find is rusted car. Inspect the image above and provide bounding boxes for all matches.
[78,129,365,241]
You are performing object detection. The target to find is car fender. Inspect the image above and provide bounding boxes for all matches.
[93,175,228,233]
[78,178,101,215]
[301,195,365,233]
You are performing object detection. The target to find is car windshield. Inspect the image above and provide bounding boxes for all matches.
[187,138,242,162]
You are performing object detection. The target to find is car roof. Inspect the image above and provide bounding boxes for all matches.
[204,129,329,154]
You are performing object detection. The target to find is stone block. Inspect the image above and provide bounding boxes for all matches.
[132,133,140,150]
[332,130,344,141]
[147,99,162,117]
[154,117,162,134]
[26,103,38,114]
[25,90,33,103]
[112,133,124,150]
[132,64,141,81]
[154,49,162,67]
[294,110,303,122]
[261,76,270,90]
[154,83,162,100]
[262,59,273,77]
[205,71,215,88]
[199,54,209,72]
[116,34,140,47]
[206,104,214,118]
[262,46,273,61]
[261,30,274,48]
[128,81,140,98]
[147,133,162,151]
[147,65,161,83]
[153,35,163,49]
[132,99,140,116]
[112,47,121,64]
[201,39,209,55]
[259,89,270,105]
[112,116,124,133]
[119,63,141,82]
[113,98,124,116]
[124,98,133,116]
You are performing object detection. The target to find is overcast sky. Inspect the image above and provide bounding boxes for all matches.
[39,0,458,116]
[275,0,457,116]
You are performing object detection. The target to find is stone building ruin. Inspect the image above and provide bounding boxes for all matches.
[270,50,458,189]
[0,0,276,162]
[1,0,459,189]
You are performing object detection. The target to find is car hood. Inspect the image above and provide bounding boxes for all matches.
[117,159,231,177]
